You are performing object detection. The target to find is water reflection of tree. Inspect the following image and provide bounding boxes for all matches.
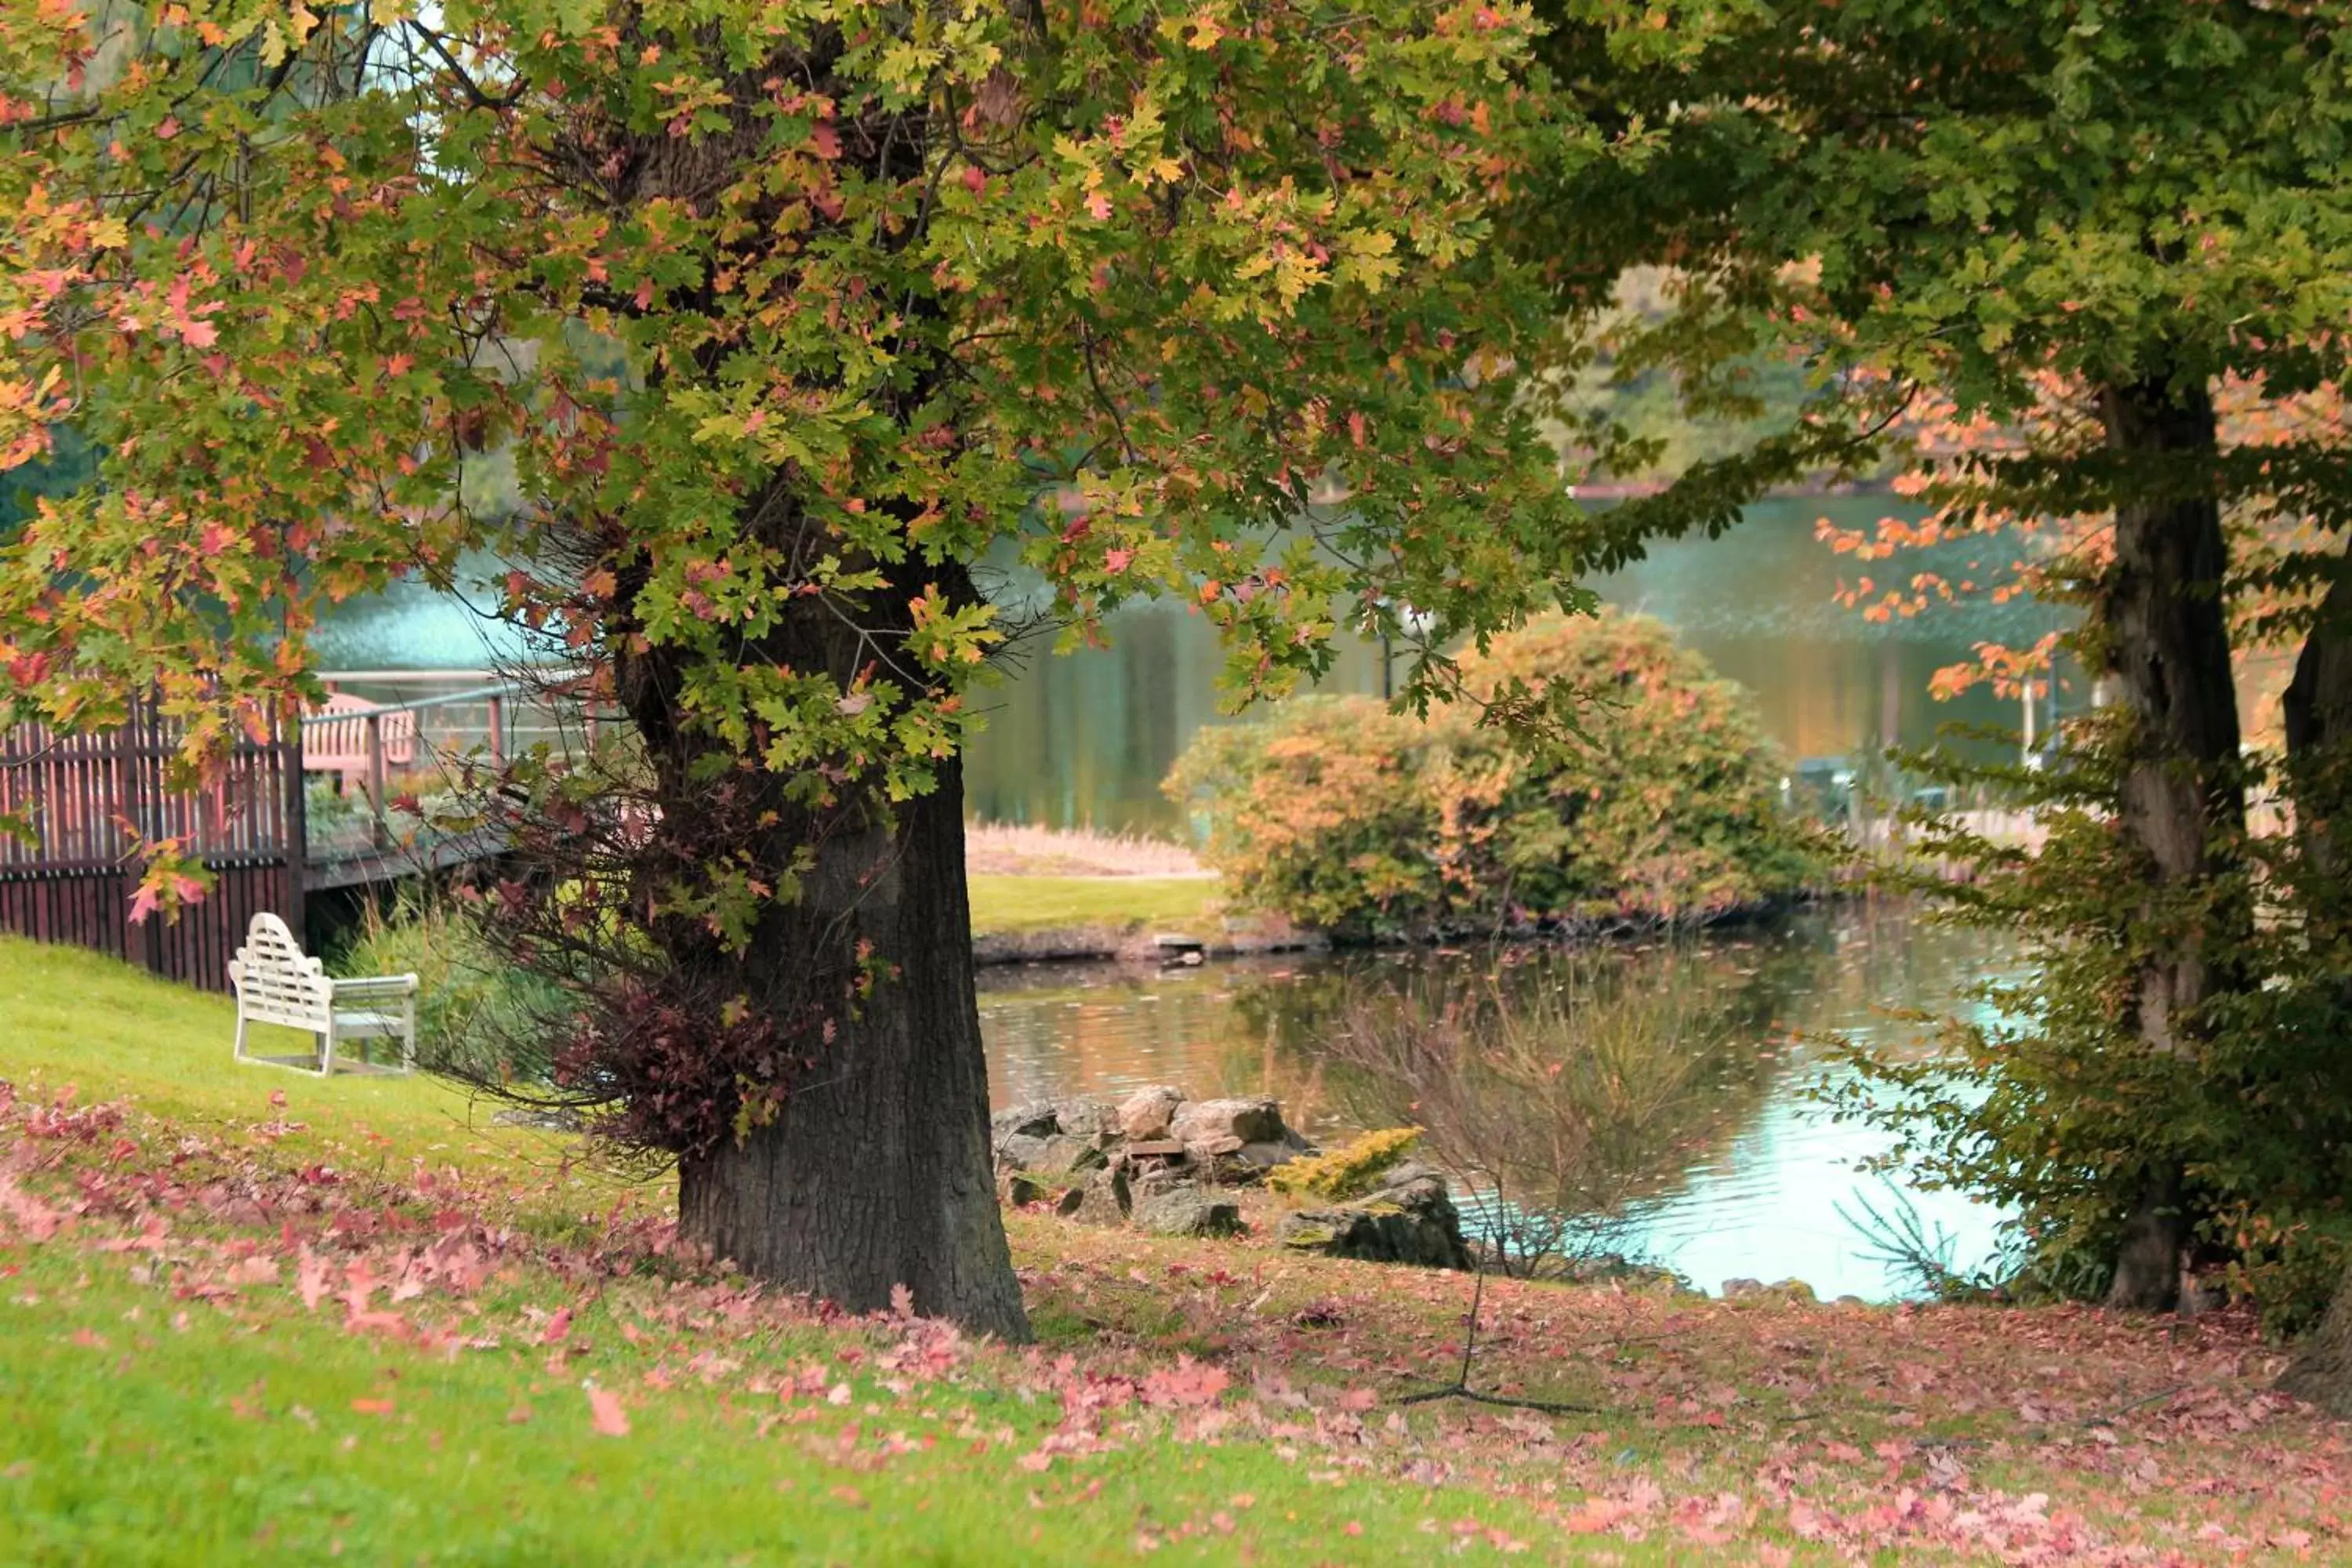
[1229,937,1820,1264]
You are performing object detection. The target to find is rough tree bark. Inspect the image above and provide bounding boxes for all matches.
[615,552,1030,1343]
[2094,375,2249,1312]
[2275,568,2352,1410]
[670,762,1027,1339]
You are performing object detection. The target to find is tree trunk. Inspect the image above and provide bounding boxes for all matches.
[2277,565,2352,1409]
[2093,375,2247,1312]
[607,543,1029,1342]
[673,760,1029,1341]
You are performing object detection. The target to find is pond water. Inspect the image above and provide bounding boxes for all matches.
[314,494,2077,836]
[979,901,2016,1301]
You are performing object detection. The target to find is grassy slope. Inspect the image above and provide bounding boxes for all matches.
[2,935,2347,1565]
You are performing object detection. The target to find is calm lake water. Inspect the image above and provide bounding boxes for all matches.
[315,495,2074,836]
[979,902,2016,1301]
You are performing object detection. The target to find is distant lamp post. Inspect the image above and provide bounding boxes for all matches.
[1369,598,1435,700]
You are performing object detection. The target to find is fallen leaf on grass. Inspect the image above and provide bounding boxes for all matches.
[586,1386,629,1436]
[1141,1355,1229,1409]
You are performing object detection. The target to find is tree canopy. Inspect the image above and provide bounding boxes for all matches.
[0,0,1613,1332]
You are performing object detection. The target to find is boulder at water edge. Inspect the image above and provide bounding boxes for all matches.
[1276,1164,1472,1270]
[1170,1096,1287,1149]
[1136,1186,1243,1239]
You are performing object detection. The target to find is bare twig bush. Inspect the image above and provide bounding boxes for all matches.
[1305,946,1771,1278]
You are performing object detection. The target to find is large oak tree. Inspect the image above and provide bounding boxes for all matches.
[0,0,1592,1336]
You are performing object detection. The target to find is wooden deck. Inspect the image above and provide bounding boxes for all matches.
[0,673,598,989]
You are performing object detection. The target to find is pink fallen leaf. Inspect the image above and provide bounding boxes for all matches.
[0,1174,61,1242]
[541,1306,572,1345]
[587,1386,630,1436]
[1142,1356,1230,1410]
[296,1250,332,1312]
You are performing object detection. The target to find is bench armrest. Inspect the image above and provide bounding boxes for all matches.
[329,974,419,1000]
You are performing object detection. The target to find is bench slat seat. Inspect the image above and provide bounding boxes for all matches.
[229,913,418,1076]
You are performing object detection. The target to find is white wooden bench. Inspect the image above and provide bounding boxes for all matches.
[229,913,419,1076]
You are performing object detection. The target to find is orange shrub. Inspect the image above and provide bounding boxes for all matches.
[1165,612,1824,939]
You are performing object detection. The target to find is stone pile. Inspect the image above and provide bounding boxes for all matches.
[991,1087,1312,1238]
[991,1088,1470,1270]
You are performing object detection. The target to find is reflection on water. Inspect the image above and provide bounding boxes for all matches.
[314,495,2075,836]
[981,902,2016,1300]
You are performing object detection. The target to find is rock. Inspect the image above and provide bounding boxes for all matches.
[1028,1134,1108,1177]
[1722,1277,1816,1303]
[1069,1165,1133,1227]
[1189,1137,1307,1187]
[992,1104,1058,1141]
[1277,1171,1470,1270]
[1000,1171,1055,1208]
[1122,1138,1189,1160]
[1115,1086,1186,1141]
[1171,1096,1286,1149]
[1237,1139,1305,1170]
[1129,1160,1194,1202]
[1720,1278,1766,1299]
[1051,1096,1122,1145]
[1136,1186,1243,1238]
[993,1131,1055,1174]
[1832,1294,1868,1309]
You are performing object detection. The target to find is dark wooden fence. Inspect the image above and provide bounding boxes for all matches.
[0,700,305,992]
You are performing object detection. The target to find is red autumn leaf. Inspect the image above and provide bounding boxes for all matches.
[541,1306,572,1345]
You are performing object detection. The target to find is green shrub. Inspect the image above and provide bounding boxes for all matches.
[1166,611,1824,939]
[1269,1127,1424,1203]
[337,892,570,1083]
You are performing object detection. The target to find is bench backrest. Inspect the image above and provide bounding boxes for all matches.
[228,913,332,1030]
[302,693,419,776]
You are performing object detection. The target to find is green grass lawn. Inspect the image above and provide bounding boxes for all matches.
[0,938,601,1195]
[2,935,2347,1565]
[965,873,1225,936]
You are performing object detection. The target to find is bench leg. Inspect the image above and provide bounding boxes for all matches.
[401,996,417,1075]
[234,1011,249,1065]
[318,1025,336,1078]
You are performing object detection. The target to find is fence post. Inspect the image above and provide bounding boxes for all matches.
[281,702,307,951]
[366,710,387,850]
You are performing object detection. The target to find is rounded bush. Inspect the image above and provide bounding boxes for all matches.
[1166,611,1820,939]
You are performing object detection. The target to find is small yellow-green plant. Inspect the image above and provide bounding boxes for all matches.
[1269,1127,1424,1203]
